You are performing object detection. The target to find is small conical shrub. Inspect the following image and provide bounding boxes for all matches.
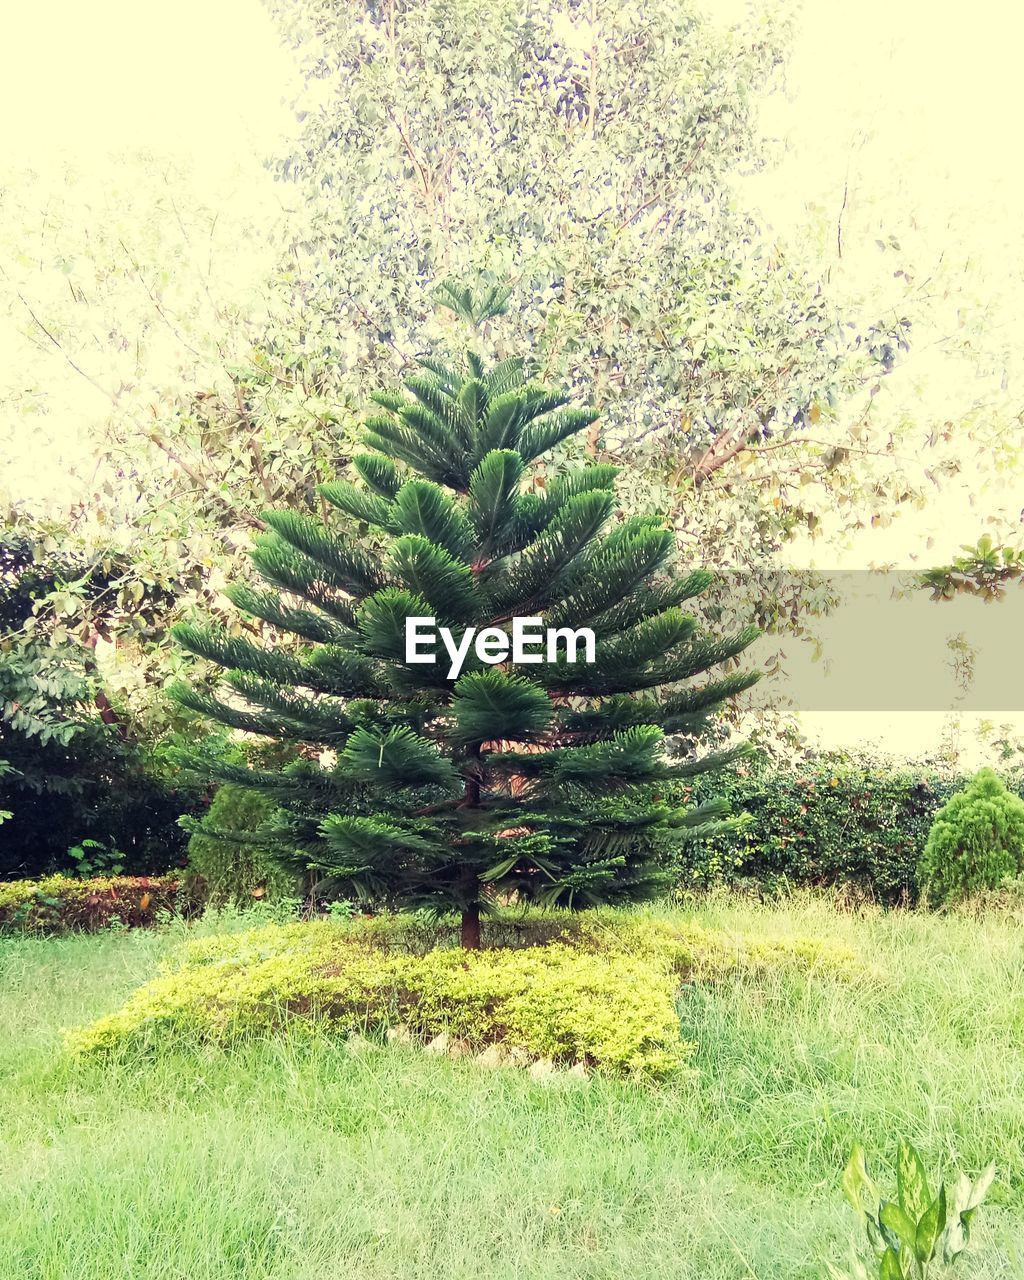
[918,768,1024,904]
[184,785,302,907]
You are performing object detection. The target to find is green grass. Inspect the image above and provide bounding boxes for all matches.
[1,896,1022,1279]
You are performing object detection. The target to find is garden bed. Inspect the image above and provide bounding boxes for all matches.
[66,909,862,1078]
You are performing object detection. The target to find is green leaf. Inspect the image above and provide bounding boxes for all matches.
[518,407,600,462]
[261,511,385,596]
[391,479,474,561]
[896,1143,931,1222]
[914,1187,946,1263]
[457,378,487,432]
[319,814,440,865]
[353,453,401,499]
[482,355,525,398]
[389,535,480,622]
[451,670,552,747]
[357,587,434,662]
[842,1144,880,1221]
[341,725,458,790]
[879,1201,918,1254]
[474,392,526,459]
[966,1162,996,1211]
[468,450,524,554]
[878,1248,905,1280]
[317,480,394,530]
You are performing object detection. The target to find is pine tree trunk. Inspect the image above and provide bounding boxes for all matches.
[461,748,482,948]
[461,901,481,949]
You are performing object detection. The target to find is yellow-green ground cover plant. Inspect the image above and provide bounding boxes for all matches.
[66,909,862,1078]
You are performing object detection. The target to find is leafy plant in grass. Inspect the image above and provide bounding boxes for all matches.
[170,292,758,947]
[918,767,1024,905]
[832,1142,994,1279]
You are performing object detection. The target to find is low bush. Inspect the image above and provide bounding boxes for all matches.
[183,784,300,906]
[66,922,687,1077]
[0,874,188,933]
[66,909,863,1075]
[918,768,1024,905]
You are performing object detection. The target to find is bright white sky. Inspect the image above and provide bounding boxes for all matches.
[2,0,1023,761]
[0,0,295,161]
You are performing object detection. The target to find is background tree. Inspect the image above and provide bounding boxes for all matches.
[0,531,201,878]
[0,0,937,748]
[171,301,759,946]
[267,0,905,551]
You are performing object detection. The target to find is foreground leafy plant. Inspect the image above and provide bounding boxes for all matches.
[831,1141,995,1279]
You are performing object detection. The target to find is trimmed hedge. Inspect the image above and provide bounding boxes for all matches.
[0,875,189,934]
[682,762,1024,903]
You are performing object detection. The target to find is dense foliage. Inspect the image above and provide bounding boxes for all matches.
[680,759,1024,903]
[270,0,899,502]
[0,874,184,934]
[918,768,1024,905]
[0,530,202,878]
[184,783,301,906]
[171,309,759,944]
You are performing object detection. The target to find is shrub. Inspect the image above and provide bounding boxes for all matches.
[680,760,1020,903]
[66,909,864,1073]
[66,922,688,1078]
[0,874,187,933]
[184,784,300,906]
[918,768,1024,905]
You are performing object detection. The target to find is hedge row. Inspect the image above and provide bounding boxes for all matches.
[683,762,1024,903]
[0,875,192,934]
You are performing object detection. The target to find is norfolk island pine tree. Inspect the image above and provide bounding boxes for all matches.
[170,287,760,948]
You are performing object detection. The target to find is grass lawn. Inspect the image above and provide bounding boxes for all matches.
[1,895,1022,1279]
